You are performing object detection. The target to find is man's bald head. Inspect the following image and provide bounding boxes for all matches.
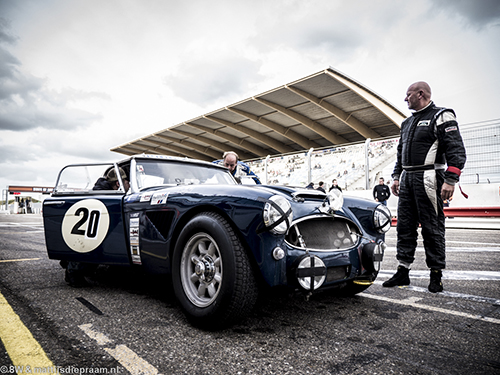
[405,81,432,111]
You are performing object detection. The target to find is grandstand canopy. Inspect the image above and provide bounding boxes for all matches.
[111,67,406,162]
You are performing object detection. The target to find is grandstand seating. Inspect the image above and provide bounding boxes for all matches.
[247,139,399,191]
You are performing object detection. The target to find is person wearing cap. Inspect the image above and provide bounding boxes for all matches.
[93,167,130,192]
[213,151,261,184]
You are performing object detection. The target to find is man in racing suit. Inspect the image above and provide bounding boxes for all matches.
[383,82,466,293]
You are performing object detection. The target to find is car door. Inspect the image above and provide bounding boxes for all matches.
[43,163,130,265]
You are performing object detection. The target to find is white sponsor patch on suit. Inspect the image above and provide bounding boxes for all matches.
[417,120,430,127]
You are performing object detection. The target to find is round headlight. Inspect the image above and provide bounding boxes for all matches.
[263,195,293,234]
[373,204,391,233]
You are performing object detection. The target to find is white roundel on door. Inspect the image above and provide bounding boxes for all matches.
[62,199,110,253]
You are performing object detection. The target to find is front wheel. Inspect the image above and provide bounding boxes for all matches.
[172,212,258,329]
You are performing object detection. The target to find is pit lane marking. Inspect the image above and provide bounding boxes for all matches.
[0,290,56,369]
[79,323,113,345]
[0,258,41,263]
[359,292,500,325]
[0,222,45,232]
[374,280,500,305]
[446,240,500,246]
[384,246,500,252]
[79,323,160,375]
[378,270,500,281]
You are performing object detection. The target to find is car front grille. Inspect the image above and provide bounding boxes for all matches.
[285,216,360,251]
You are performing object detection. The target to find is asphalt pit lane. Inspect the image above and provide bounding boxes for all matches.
[76,297,104,315]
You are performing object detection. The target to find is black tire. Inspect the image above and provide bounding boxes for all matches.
[172,212,258,329]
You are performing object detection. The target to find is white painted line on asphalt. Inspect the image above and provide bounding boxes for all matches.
[373,281,500,305]
[446,240,500,246]
[0,222,44,228]
[0,222,45,233]
[105,345,159,375]
[0,258,41,263]
[79,324,160,375]
[79,323,113,345]
[378,270,500,281]
[359,292,500,325]
[383,246,500,252]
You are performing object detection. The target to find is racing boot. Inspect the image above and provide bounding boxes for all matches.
[428,269,443,293]
[382,266,410,287]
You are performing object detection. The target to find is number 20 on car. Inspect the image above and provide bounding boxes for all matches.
[61,199,110,253]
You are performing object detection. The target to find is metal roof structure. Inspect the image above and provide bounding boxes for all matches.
[111,67,406,162]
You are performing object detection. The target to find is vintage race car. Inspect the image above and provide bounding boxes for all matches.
[43,154,391,328]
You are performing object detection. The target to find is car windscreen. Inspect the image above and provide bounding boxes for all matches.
[135,160,236,190]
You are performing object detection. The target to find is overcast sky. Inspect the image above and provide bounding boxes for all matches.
[1,0,499,194]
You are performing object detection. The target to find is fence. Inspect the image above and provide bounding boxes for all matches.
[246,118,500,190]
[460,119,500,184]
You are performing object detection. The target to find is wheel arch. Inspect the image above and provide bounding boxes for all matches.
[168,204,257,270]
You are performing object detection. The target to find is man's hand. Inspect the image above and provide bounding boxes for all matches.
[441,182,455,201]
[391,180,400,196]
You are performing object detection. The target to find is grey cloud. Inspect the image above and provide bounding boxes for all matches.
[0,162,44,185]
[45,87,111,106]
[430,0,500,28]
[0,19,107,132]
[34,132,116,162]
[0,17,18,44]
[0,100,103,131]
[0,142,38,163]
[164,57,263,105]
[250,2,406,57]
[0,48,21,80]
[294,25,363,52]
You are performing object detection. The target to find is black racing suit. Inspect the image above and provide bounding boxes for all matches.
[392,102,466,270]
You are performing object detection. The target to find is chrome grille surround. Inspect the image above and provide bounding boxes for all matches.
[285,214,361,252]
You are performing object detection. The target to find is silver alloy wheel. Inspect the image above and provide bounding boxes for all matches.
[180,232,223,307]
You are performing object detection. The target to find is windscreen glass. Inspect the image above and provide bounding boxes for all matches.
[135,160,235,190]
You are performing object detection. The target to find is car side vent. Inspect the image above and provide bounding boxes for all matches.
[145,210,174,240]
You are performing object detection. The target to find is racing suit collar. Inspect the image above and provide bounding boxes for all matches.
[411,101,434,114]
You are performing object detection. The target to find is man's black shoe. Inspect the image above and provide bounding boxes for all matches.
[428,269,443,293]
[382,266,410,287]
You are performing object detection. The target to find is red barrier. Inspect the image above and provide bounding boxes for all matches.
[391,207,500,226]
[443,207,500,217]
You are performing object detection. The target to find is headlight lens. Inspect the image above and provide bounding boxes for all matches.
[263,195,293,234]
[373,204,391,233]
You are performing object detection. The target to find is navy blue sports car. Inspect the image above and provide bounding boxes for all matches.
[43,155,391,328]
